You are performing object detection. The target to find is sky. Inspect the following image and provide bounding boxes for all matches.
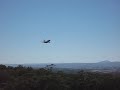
[0,0,120,64]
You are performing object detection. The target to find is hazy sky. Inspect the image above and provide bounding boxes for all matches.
[0,0,120,64]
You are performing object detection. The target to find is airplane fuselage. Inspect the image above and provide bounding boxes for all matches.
[43,40,50,43]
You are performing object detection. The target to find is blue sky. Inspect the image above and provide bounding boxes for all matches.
[0,0,120,64]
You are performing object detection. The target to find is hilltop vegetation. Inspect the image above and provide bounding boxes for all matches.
[0,64,120,90]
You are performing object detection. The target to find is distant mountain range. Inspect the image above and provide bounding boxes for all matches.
[5,60,120,70]
[54,61,120,69]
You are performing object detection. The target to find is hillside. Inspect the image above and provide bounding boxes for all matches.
[0,64,120,90]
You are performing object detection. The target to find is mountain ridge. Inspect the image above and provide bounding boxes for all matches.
[4,60,120,70]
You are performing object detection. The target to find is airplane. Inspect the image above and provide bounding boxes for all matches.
[43,40,51,43]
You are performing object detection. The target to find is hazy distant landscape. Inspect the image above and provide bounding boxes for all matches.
[5,60,120,73]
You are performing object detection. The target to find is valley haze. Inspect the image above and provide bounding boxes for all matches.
[5,60,120,73]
